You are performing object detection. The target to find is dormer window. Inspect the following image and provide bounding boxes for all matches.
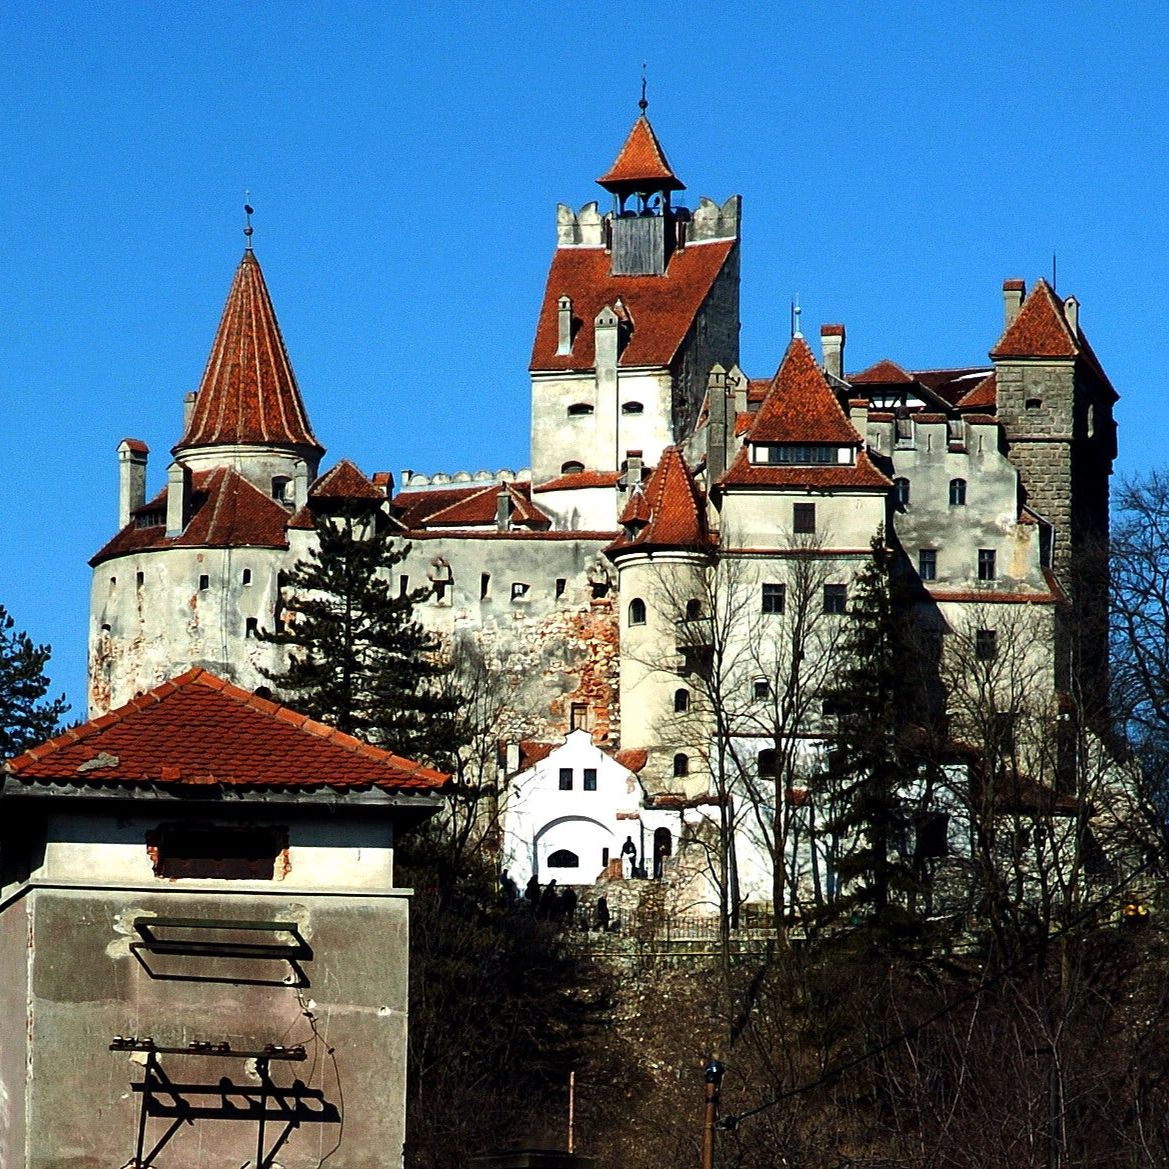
[753,444,853,466]
[567,403,594,417]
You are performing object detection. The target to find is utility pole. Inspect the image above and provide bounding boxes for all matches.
[701,1056,724,1169]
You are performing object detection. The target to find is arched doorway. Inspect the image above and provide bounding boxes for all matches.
[653,826,672,879]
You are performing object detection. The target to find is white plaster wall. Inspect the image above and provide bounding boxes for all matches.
[533,486,624,532]
[718,488,886,552]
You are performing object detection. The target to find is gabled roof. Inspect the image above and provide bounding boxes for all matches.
[619,486,652,526]
[530,240,736,371]
[310,459,384,502]
[533,470,623,493]
[5,669,447,792]
[719,448,892,491]
[174,250,324,456]
[393,482,550,531]
[848,358,916,385]
[990,279,1078,359]
[746,336,862,446]
[90,466,292,565]
[957,372,997,410]
[607,446,711,555]
[597,115,685,193]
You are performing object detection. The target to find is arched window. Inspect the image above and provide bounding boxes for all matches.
[567,403,594,417]
[621,401,644,415]
[949,478,967,506]
[752,678,771,701]
[674,688,690,713]
[271,476,292,504]
[561,461,585,475]
[757,748,777,779]
[893,477,910,508]
[685,598,702,619]
[547,849,580,869]
[673,753,689,778]
[628,597,647,626]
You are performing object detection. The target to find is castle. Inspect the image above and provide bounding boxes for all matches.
[88,109,1118,909]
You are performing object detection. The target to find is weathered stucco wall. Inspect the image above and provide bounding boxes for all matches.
[21,884,410,1169]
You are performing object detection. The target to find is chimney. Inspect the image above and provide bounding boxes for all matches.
[505,741,521,775]
[1063,295,1079,336]
[165,462,189,537]
[595,305,619,370]
[183,390,198,431]
[706,365,729,482]
[496,487,512,532]
[820,324,846,380]
[116,438,149,528]
[624,450,643,487]
[729,364,748,415]
[293,459,310,509]
[849,399,869,433]
[557,295,574,356]
[1003,279,1026,329]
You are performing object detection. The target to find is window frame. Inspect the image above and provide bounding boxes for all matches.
[823,584,847,615]
[918,549,937,581]
[793,502,816,535]
[558,768,573,791]
[628,597,647,626]
[949,478,967,506]
[977,548,996,581]
[761,582,786,614]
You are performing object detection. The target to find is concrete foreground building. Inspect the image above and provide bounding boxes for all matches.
[87,108,1118,911]
[0,668,444,1169]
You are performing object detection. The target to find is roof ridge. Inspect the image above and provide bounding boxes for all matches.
[747,336,861,446]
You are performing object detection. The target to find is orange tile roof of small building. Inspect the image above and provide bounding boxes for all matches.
[90,466,292,565]
[608,446,712,554]
[745,336,862,446]
[6,669,448,791]
[533,470,624,493]
[719,447,892,490]
[957,372,998,410]
[849,358,916,384]
[310,459,384,501]
[393,482,550,531]
[990,279,1078,358]
[174,251,324,456]
[597,115,685,193]
[530,240,736,371]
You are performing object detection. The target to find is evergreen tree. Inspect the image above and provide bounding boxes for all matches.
[820,533,920,934]
[258,507,464,766]
[0,605,70,758]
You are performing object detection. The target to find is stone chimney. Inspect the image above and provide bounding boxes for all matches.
[496,487,512,532]
[729,364,748,415]
[183,391,198,431]
[820,324,846,380]
[1003,279,1026,329]
[293,459,310,510]
[116,438,149,529]
[706,365,729,482]
[1063,295,1079,336]
[624,450,643,486]
[557,295,573,356]
[165,462,189,537]
[849,399,869,434]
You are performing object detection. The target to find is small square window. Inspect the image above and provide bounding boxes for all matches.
[555,578,567,598]
[511,582,530,600]
[793,502,816,534]
[762,583,786,614]
[918,549,937,581]
[198,574,210,591]
[245,617,258,638]
[559,768,573,791]
[583,768,597,792]
[975,628,997,660]
[242,568,253,586]
[978,549,996,581]
[136,571,144,589]
[824,584,847,615]
[753,678,771,700]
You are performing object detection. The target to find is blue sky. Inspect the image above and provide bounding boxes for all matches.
[2,2,1167,715]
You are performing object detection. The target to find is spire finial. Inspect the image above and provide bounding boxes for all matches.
[243,191,255,250]
[639,63,648,113]
[791,296,803,339]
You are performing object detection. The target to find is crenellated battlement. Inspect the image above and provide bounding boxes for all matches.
[555,194,741,249]
[399,467,532,492]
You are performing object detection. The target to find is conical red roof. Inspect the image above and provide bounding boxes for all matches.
[989,279,1078,359]
[175,251,323,456]
[597,115,685,194]
[608,447,711,554]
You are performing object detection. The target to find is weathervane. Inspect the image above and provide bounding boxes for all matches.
[243,192,255,250]
[639,63,648,113]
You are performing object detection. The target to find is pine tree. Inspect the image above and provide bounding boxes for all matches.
[820,533,920,934]
[258,508,464,766]
[0,605,70,758]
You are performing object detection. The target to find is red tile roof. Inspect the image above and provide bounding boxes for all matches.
[533,470,623,493]
[393,482,550,531]
[849,358,916,384]
[990,279,1077,358]
[608,446,711,554]
[517,741,557,772]
[614,748,648,774]
[120,437,149,454]
[745,337,862,446]
[90,467,292,565]
[530,240,736,371]
[310,459,384,501]
[619,486,652,526]
[597,115,685,193]
[720,447,892,490]
[957,372,998,410]
[175,251,324,456]
[6,669,447,791]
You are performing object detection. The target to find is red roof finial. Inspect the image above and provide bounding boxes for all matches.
[597,111,685,196]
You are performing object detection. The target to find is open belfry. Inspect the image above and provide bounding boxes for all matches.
[86,102,1117,905]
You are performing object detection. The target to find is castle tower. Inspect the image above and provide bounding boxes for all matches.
[529,108,741,496]
[990,279,1117,687]
[88,249,329,715]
